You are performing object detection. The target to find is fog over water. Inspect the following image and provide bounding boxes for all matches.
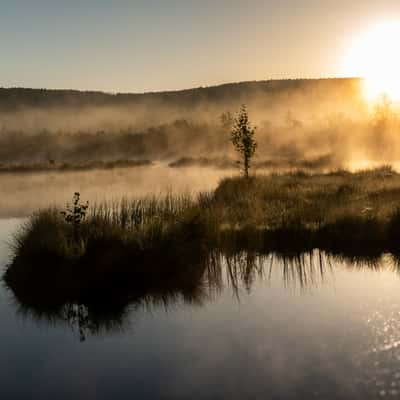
[2,78,400,218]
[0,164,233,218]
[3,78,398,171]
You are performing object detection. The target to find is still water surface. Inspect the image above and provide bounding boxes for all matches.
[0,164,233,218]
[1,218,400,399]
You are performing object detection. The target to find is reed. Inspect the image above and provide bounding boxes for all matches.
[6,166,400,307]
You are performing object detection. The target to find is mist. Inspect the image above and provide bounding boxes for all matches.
[0,77,399,179]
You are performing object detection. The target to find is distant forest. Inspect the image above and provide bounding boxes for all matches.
[0,78,361,111]
[1,78,387,169]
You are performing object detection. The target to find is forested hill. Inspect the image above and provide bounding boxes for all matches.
[0,77,385,169]
[0,78,361,111]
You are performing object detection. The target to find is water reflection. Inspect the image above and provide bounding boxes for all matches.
[2,215,400,400]
[6,250,400,342]
[14,301,131,342]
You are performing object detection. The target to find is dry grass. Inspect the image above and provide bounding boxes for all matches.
[6,166,400,307]
[212,165,400,229]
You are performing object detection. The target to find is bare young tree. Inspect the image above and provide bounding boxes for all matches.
[231,105,257,178]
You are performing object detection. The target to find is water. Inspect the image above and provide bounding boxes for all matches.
[2,219,400,399]
[0,164,234,218]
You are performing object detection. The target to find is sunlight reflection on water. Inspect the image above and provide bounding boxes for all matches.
[1,220,400,398]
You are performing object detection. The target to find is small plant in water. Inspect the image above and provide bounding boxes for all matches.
[61,192,89,225]
[61,192,89,246]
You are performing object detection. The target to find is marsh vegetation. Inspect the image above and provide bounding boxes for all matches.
[6,166,400,311]
[7,247,398,342]
[3,88,400,400]
[4,85,400,357]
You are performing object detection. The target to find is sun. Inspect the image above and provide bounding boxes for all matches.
[344,21,400,103]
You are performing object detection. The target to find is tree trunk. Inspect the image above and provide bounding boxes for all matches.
[244,156,249,178]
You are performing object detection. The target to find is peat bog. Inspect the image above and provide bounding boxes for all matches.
[5,166,400,314]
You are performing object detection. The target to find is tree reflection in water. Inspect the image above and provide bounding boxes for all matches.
[6,249,400,341]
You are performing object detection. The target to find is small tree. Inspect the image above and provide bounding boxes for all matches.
[231,105,257,178]
[60,192,89,246]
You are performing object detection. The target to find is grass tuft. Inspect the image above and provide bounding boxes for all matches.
[6,167,400,307]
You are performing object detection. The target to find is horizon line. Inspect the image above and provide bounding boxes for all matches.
[0,76,362,96]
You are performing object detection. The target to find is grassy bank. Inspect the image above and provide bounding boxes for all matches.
[210,166,400,254]
[5,166,400,306]
[4,194,209,306]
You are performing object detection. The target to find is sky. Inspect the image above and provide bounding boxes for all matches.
[1,0,400,93]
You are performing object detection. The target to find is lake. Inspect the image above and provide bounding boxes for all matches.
[2,217,400,399]
[0,164,233,218]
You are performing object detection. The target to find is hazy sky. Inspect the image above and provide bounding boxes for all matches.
[1,0,400,92]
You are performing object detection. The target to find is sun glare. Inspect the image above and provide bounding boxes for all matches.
[345,21,400,103]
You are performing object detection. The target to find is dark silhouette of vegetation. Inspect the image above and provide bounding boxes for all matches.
[9,249,211,341]
[4,194,208,307]
[0,159,152,174]
[61,192,89,225]
[6,166,400,320]
[5,244,400,341]
[231,105,257,178]
[60,192,89,247]
[0,78,360,112]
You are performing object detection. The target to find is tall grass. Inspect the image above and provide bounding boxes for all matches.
[6,166,400,308]
[90,193,195,230]
[212,166,400,229]
[4,193,210,307]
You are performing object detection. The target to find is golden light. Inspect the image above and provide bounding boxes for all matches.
[344,22,400,102]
